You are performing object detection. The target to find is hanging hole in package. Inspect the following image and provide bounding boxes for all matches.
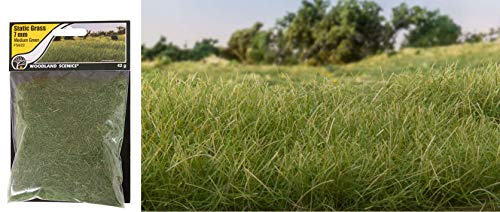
[9,21,131,207]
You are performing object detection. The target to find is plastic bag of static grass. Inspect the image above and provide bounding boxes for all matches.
[9,71,129,207]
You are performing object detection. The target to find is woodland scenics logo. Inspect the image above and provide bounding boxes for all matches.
[11,55,27,70]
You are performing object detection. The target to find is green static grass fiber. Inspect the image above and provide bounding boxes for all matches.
[38,36,126,63]
[9,71,128,207]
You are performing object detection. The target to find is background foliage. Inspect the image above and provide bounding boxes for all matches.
[141,0,499,65]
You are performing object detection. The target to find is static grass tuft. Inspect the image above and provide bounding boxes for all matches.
[141,41,500,211]
[38,36,126,63]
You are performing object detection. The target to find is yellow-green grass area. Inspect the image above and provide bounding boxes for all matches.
[38,35,126,63]
[142,41,500,210]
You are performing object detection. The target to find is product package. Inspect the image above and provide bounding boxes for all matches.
[9,21,130,207]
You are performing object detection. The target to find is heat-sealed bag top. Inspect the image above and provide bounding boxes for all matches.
[9,21,130,207]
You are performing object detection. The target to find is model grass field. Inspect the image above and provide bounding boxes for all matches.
[38,35,126,63]
[141,41,500,210]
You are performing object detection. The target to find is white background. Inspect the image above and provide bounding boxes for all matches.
[0,0,142,211]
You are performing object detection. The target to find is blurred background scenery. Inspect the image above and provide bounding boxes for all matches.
[142,0,500,65]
